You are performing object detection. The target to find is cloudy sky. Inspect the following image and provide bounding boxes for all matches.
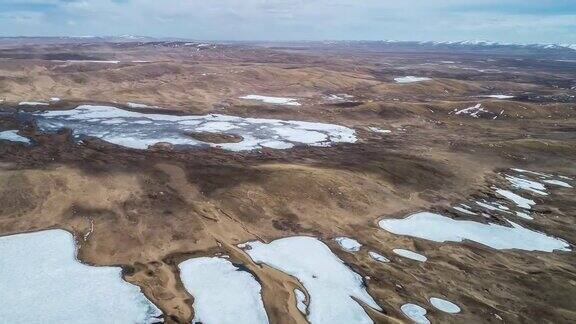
[0,0,575,43]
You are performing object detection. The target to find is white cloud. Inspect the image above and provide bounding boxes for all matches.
[0,0,574,43]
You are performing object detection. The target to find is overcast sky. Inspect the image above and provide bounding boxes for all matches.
[0,0,575,43]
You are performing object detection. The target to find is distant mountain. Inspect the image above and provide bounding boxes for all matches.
[294,40,576,57]
[1,37,575,54]
[414,40,576,51]
[0,35,188,44]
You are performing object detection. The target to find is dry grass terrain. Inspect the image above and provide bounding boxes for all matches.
[1,40,575,323]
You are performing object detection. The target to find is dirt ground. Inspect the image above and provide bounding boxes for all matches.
[0,40,575,323]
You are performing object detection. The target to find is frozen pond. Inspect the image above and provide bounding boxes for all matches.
[178,256,268,324]
[0,229,161,323]
[0,130,31,144]
[25,105,356,151]
[394,76,432,83]
[393,249,428,262]
[429,297,461,314]
[240,95,301,106]
[400,303,430,324]
[334,236,362,252]
[369,251,390,263]
[379,212,570,252]
[241,236,381,324]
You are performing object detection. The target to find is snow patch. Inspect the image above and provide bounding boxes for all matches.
[394,76,432,84]
[294,289,308,314]
[453,206,477,215]
[454,103,489,118]
[126,102,158,109]
[19,101,49,106]
[543,179,573,188]
[505,175,548,195]
[240,95,301,106]
[494,188,535,209]
[368,127,392,134]
[482,95,514,99]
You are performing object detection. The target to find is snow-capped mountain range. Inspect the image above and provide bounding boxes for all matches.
[416,40,576,51]
[367,40,576,52]
[1,36,574,52]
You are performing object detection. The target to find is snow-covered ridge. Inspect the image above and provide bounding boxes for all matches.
[413,40,576,51]
[333,40,576,52]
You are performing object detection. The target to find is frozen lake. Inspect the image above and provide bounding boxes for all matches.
[25,105,356,151]
[0,229,161,323]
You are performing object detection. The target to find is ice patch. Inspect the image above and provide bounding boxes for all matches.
[334,237,362,252]
[401,303,430,324]
[325,94,354,101]
[454,104,489,118]
[178,257,268,324]
[483,95,514,99]
[26,105,356,151]
[429,297,461,314]
[66,60,120,64]
[543,179,573,188]
[126,102,158,109]
[394,76,432,84]
[475,200,510,214]
[368,127,392,134]
[0,130,31,144]
[242,236,381,324]
[379,212,570,252]
[369,251,390,263]
[240,95,301,106]
[453,206,477,215]
[494,188,535,209]
[0,229,161,323]
[505,175,548,195]
[515,211,533,220]
[511,168,553,178]
[393,249,428,262]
